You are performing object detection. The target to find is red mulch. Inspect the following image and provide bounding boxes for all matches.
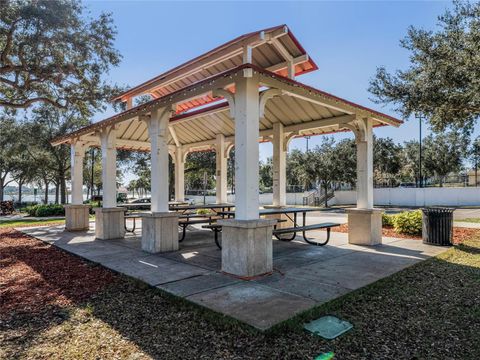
[329,224,479,244]
[0,228,115,318]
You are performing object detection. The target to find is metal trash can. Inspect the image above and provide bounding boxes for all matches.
[421,207,454,246]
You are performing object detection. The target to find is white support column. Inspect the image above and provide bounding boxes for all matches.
[215,134,228,204]
[272,122,286,206]
[219,73,276,278]
[356,118,374,209]
[101,126,117,208]
[141,106,179,253]
[346,117,382,245]
[148,107,171,212]
[174,146,185,202]
[65,141,89,231]
[70,141,86,205]
[95,126,125,240]
[234,75,260,220]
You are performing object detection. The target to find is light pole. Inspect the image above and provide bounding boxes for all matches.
[90,148,95,200]
[305,135,311,152]
[416,114,424,188]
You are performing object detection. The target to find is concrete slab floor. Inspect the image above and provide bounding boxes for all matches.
[18,222,449,330]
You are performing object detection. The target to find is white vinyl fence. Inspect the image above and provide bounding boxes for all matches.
[188,192,306,205]
[333,187,480,207]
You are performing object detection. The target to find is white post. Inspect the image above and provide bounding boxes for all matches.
[148,107,171,212]
[346,117,382,245]
[215,134,228,204]
[272,122,286,206]
[70,142,86,205]
[141,106,179,253]
[356,118,374,209]
[234,75,260,220]
[175,146,185,202]
[95,126,124,239]
[65,141,90,231]
[100,127,117,208]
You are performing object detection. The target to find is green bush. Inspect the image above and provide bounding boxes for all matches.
[393,210,422,236]
[196,208,212,215]
[24,205,38,216]
[24,204,65,217]
[382,213,396,227]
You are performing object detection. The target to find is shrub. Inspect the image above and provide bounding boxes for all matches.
[393,210,422,236]
[0,200,15,215]
[24,205,38,216]
[24,204,65,217]
[382,213,396,227]
[196,208,212,215]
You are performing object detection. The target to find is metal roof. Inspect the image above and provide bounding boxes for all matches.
[52,64,402,151]
[113,25,317,114]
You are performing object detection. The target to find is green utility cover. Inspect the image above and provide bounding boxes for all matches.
[314,352,335,360]
[304,316,353,340]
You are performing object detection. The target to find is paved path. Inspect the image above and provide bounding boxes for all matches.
[19,222,448,330]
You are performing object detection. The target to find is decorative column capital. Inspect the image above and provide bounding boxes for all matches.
[259,88,282,119]
[212,89,235,118]
[343,116,372,143]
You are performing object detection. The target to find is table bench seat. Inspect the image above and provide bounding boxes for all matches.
[273,222,341,246]
[178,217,216,242]
[202,219,288,250]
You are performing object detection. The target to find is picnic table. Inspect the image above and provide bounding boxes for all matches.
[216,207,340,246]
[119,201,189,211]
[122,210,221,239]
[169,203,234,214]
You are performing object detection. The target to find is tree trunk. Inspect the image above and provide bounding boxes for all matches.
[324,182,329,208]
[0,177,4,202]
[18,179,23,204]
[60,172,67,204]
[55,180,59,204]
[44,179,49,204]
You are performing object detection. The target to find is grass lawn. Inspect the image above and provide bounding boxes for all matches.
[0,218,65,228]
[1,227,480,359]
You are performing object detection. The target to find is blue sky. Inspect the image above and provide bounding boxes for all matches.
[86,0,454,163]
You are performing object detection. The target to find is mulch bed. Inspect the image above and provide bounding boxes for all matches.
[329,223,478,244]
[0,227,114,316]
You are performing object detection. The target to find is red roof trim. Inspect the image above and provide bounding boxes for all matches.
[113,25,317,102]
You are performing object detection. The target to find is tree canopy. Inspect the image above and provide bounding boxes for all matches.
[423,131,468,186]
[369,1,480,132]
[0,0,121,114]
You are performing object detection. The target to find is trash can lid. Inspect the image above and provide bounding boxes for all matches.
[422,207,455,213]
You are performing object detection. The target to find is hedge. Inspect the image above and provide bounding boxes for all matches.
[25,204,65,217]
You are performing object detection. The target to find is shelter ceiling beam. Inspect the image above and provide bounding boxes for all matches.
[269,38,294,78]
[169,126,180,147]
[266,54,309,73]
[180,113,356,151]
[258,73,399,126]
